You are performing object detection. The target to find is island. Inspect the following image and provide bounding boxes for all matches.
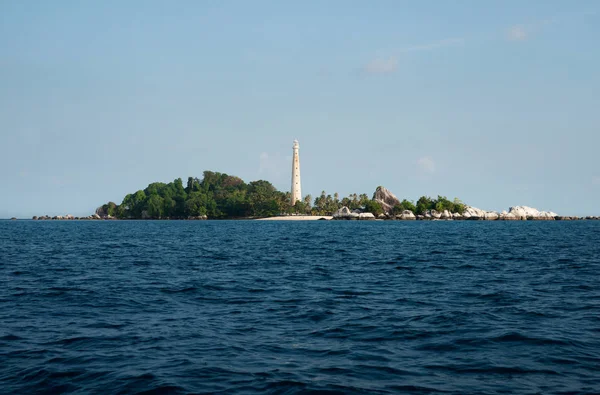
[29,170,598,221]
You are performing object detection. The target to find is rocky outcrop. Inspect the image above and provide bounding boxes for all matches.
[484,212,499,221]
[396,210,416,220]
[95,206,107,218]
[441,210,453,220]
[373,186,400,214]
[187,215,208,220]
[333,207,357,220]
[429,210,442,219]
[499,212,519,220]
[332,206,376,220]
[359,212,376,220]
[460,206,502,220]
[508,206,557,220]
[462,206,487,219]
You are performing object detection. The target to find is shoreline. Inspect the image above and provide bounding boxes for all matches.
[256,215,333,221]
[7,216,600,221]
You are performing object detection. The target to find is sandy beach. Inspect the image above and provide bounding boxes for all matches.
[256,215,332,221]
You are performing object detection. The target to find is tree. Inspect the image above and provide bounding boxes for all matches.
[186,177,195,193]
[146,195,164,218]
[163,196,176,218]
[393,199,416,214]
[358,193,370,208]
[303,194,312,210]
[103,202,118,217]
[293,200,307,214]
[314,191,327,214]
[364,200,384,216]
[185,192,209,217]
[416,196,432,215]
[247,180,279,217]
[453,198,466,214]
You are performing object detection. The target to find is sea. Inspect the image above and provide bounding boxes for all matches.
[1,220,599,394]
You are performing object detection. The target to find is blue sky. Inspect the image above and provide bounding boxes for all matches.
[1,1,599,217]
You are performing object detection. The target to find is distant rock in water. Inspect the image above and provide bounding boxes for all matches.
[333,206,374,220]
[10,217,17,220]
[499,212,519,220]
[462,206,487,219]
[373,186,400,214]
[333,207,358,220]
[508,206,557,220]
[396,210,416,220]
[441,210,453,220]
[95,206,107,218]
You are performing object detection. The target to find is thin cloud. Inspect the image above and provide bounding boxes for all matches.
[507,25,528,41]
[364,57,398,74]
[506,18,556,42]
[417,156,436,174]
[399,38,465,53]
[593,176,600,186]
[363,38,463,74]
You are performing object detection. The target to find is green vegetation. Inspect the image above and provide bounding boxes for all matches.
[99,171,467,219]
[415,196,466,215]
[102,171,288,219]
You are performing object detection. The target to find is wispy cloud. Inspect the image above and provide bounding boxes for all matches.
[506,18,556,42]
[417,156,436,174]
[507,25,529,41]
[364,57,398,74]
[593,176,600,186]
[363,38,463,75]
[399,38,464,53]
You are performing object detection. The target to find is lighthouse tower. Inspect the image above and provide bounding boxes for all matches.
[291,140,302,206]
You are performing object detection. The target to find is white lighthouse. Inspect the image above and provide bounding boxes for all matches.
[291,140,302,206]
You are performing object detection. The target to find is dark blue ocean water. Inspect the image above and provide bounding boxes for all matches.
[1,220,599,394]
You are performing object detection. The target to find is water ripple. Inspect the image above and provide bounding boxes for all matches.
[1,220,599,394]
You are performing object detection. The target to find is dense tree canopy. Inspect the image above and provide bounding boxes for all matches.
[104,171,284,219]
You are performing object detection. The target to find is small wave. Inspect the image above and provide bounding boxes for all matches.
[386,384,449,393]
[0,334,23,341]
[491,332,570,346]
[160,287,198,294]
[425,364,560,375]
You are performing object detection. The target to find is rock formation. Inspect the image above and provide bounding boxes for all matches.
[462,206,487,219]
[508,206,557,220]
[441,210,453,220]
[429,210,442,219]
[358,212,376,220]
[396,210,416,220]
[187,215,208,220]
[332,206,376,220]
[484,212,499,221]
[499,212,519,220]
[373,186,400,214]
